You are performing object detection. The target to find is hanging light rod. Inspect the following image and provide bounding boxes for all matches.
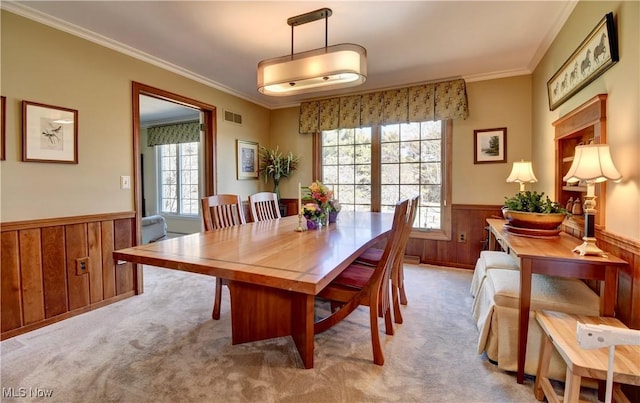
[287,8,332,26]
[257,7,367,97]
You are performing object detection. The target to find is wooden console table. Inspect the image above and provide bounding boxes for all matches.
[486,218,627,384]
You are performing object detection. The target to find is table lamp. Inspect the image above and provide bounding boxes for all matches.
[563,144,621,256]
[506,160,538,191]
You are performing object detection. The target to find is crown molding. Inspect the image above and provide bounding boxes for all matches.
[527,0,578,72]
[1,1,273,109]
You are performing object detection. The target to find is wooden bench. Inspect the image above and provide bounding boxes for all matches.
[534,310,640,403]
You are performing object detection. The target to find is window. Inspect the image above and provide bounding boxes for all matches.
[158,142,200,215]
[318,120,452,240]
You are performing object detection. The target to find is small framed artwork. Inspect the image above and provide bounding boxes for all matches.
[1,96,6,161]
[22,101,78,164]
[236,139,258,180]
[474,127,507,164]
[547,12,618,111]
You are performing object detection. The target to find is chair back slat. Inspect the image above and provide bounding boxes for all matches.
[201,194,246,230]
[249,192,281,222]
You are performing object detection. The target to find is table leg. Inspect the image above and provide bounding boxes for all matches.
[601,265,617,316]
[291,293,315,369]
[534,332,553,401]
[517,258,533,384]
[227,281,315,368]
[564,367,582,403]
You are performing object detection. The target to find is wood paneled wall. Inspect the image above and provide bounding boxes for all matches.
[1,212,138,340]
[406,204,503,269]
[2,206,638,337]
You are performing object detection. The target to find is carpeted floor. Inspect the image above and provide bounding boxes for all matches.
[2,264,551,402]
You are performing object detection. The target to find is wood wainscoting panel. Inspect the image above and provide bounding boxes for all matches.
[0,212,137,340]
[42,226,69,318]
[66,223,91,311]
[101,220,116,299]
[114,218,134,295]
[1,231,22,332]
[19,228,45,325]
[88,221,104,303]
[598,231,640,330]
[407,204,503,269]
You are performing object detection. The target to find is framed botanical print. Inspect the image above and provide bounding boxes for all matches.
[236,139,258,180]
[22,101,78,163]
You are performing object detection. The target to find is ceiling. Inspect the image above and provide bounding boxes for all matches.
[5,1,577,112]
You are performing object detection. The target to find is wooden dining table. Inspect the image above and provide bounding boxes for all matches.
[112,212,393,369]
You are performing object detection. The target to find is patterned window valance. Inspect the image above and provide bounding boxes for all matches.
[147,121,201,146]
[299,78,469,134]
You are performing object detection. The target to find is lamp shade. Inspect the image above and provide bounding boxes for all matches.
[563,144,622,184]
[506,161,538,183]
[257,44,367,96]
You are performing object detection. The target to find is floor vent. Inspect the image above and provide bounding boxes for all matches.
[224,110,243,125]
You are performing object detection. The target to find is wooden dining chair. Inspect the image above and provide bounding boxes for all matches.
[201,194,246,319]
[248,192,281,222]
[355,194,419,325]
[314,199,409,366]
[201,194,246,231]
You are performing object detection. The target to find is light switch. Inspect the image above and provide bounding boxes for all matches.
[120,175,131,190]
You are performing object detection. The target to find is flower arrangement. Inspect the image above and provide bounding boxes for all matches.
[307,181,340,212]
[258,146,300,198]
[303,181,341,226]
[302,202,323,220]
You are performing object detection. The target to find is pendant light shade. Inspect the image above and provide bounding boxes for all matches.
[257,8,367,97]
[257,44,367,96]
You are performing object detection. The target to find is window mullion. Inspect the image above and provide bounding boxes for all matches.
[175,144,183,214]
[371,126,381,212]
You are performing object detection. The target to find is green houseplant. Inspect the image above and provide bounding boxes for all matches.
[258,146,300,199]
[503,191,568,230]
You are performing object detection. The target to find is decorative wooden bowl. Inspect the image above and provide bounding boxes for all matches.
[503,210,567,230]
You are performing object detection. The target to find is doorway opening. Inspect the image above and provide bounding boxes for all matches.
[132,82,217,245]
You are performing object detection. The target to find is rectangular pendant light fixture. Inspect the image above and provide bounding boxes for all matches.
[257,8,367,96]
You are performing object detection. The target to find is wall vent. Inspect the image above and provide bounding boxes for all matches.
[224,110,243,125]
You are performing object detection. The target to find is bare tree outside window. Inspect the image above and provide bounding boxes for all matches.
[321,120,446,231]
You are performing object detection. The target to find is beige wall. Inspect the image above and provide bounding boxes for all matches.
[452,75,533,204]
[1,11,271,222]
[269,107,313,199]
[532,1,639,240]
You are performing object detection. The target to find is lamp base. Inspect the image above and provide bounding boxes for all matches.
[572,237,607,257]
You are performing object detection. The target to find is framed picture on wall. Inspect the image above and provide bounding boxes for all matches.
[547,12,619,111]
[474,127,507,164]
[236,139,258,180]
[22,101,78,164]
[1,96,5,161]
